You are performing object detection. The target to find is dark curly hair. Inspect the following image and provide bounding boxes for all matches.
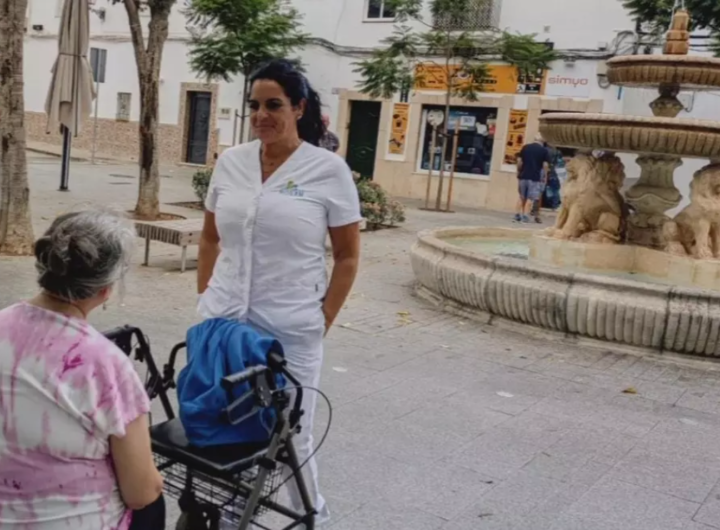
[249,59,326,146]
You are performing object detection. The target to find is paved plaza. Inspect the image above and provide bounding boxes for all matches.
[3,153,720,529]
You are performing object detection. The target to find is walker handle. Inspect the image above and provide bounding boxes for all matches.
[221,365,269,391]
[266,352,305,428]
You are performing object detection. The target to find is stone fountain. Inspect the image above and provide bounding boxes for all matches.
[540,9,720,254]
[410,10,720,358]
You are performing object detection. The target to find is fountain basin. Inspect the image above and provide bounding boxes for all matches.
[411,227,720,357]
[539,113,720,158]
[607,55,720,91]
[530,234,720,290]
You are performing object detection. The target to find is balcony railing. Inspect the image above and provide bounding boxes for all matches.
[433,0,502,31]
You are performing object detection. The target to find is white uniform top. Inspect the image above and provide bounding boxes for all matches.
[199,141,361,354]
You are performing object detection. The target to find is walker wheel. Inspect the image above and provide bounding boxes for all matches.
[175,509,218,530]
[175,513,190,530]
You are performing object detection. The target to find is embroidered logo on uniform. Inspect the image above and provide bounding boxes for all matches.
[281,180,305,197]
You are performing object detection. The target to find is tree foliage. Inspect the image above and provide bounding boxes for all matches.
[500,32,558,80]
[621,0,720,54]
[354,0,557,103]
[110,0,176,14]
[622,0,720,32]
[186,0,308,81]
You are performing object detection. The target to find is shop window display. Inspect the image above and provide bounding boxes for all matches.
[420,106,497,176]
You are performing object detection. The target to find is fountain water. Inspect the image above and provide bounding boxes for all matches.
[410,9,720,358]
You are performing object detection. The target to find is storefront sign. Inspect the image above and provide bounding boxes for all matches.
[503,110,528,165]
[415,64,545,95]
[388,103,410,155]
[544,61,595,98]
[448,109,478,132]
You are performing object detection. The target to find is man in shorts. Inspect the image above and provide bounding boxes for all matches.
[515,133,551,223]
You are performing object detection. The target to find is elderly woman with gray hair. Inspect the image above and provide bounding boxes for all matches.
[0,210,165,529]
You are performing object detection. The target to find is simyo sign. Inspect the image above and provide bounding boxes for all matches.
[544,61,595,98]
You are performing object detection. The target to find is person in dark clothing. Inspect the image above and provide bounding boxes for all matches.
[129,497,166,530]
[515,133,551,223]
[319,115,340,153]
[533,143,563,215]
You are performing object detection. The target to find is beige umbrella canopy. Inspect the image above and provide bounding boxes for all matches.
[45,0,95,136]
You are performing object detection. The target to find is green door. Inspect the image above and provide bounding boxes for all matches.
[345,101,381,179]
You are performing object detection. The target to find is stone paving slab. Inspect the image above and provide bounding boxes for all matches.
[549,477,701,530]
[2,156,720,528]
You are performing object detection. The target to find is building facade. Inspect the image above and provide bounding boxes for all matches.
[22,0,720,211]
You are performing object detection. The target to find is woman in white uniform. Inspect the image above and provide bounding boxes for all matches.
[197,59,361,525]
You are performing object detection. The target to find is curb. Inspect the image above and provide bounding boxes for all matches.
[26,146,122,164]
[27,146,84,162]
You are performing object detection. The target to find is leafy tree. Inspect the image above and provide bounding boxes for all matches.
[621,0,720,54]
[111,0,176,220]
[0,0,34,254]
[355,0,556,210]
[186,0,307,144]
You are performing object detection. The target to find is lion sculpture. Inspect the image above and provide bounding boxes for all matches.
[547,153,627,244]
[664,164,720,259]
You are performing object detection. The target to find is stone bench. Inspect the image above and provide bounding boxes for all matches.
[134,219,203,273]
[136,218,367,270]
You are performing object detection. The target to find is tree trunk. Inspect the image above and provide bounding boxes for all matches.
[434,89,451,211]
[135,72,160,219]
[0,0,34,255]
[123,0,173,220]
[435,49,452,211]
[238,75,249,144]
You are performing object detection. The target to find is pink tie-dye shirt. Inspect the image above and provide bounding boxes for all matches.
[0,303,151,529]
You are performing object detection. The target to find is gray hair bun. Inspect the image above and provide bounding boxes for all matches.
[34,210,135,301]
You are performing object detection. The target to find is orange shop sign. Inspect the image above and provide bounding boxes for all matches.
[414,63,546,95]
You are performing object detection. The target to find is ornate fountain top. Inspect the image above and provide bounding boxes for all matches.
[664,9,690,55]
[604,7,720,92]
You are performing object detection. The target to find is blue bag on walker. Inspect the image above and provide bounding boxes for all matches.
[177,318,286,447]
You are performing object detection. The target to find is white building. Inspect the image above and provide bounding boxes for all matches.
[22,0,720,211]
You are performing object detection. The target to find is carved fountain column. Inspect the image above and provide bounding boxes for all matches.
[625,84,684,249]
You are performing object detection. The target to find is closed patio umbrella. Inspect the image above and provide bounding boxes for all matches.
[45,0,95,191]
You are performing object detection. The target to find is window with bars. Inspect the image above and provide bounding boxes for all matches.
[366,0,396,20]
[434,0,501,31]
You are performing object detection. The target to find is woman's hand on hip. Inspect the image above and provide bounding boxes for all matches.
[324,222,361,337]
[323,306,334,336]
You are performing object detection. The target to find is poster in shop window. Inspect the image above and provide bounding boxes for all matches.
[503,110,528,165]
[447,110,477,132]
[388,102,410,155]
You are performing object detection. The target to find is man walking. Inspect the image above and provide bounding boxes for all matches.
[515,133,551,223]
